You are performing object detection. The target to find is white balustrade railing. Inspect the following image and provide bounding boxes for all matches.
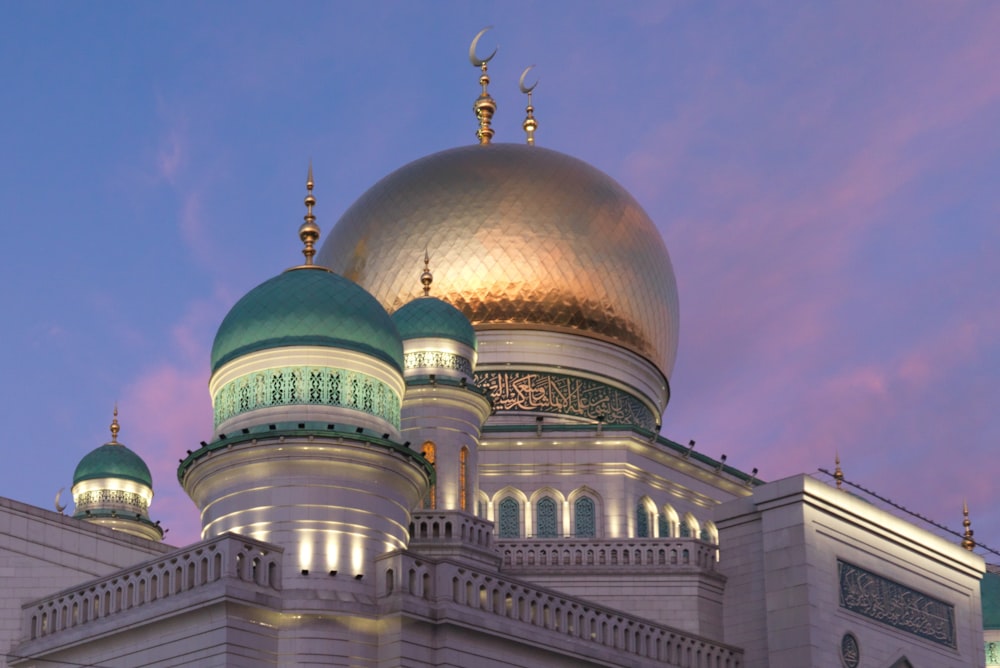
[497,537,717,572]
[23,533,281,642]
[379,552,741,667]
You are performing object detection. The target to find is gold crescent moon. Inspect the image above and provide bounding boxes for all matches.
[519,65,538,94]
[469,26,498,67]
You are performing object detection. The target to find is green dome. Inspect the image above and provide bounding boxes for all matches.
[392,296,477,350]
[211,268,404,373]
[73,443,153,487]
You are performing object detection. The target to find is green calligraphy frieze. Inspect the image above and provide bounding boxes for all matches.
[838,560,955,648]
[475,370,655,430]
[213,366,401,429]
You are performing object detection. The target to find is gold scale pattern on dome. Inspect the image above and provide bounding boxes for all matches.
[318,30,679,377]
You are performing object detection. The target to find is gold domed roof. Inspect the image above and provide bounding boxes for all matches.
[317,143,679,377]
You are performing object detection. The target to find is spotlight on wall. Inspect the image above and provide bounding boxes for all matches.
[268,424,276,430]
[327,424,335,430]
[715,454,727,472]
[356,427,364,434]
[354,574,364,580]
[329,570,337,577]
[429,374,436,384]
[218,433,226,440]
[747,468,759,487]
[683,440,696,458]
[403,441,411,448]
[301,569,309,576]
[200,440,208,447]
[460,377,467,387]
[187,449,193,455]
[536,415,544,436]
[298,423,305,429]
[241,428,250,434]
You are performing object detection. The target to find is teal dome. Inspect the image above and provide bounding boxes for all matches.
[73,443,153,488]
[211,268,404,373]
[392,296,477,350]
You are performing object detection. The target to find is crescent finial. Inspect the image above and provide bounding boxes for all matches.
[519,65,538,94]
[54,488,67,514]
[469,26,498,67]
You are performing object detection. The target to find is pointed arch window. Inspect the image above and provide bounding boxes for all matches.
[459,447,468,511]
[498,497,520,538]
[421,441,436,510]
[658,514,671,538]
[574,497,595,538]
[536,497,557,538]
[636,502,651,538]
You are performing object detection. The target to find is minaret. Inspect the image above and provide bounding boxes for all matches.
[72,406,163,541]
[180,168,431,592]
[392,253,495,566]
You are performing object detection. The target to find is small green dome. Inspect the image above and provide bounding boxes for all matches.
[211,268,404,373]
[73,443,153,488]
[392,296,477,350]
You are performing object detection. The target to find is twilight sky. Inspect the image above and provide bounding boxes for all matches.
[1,2,997,551]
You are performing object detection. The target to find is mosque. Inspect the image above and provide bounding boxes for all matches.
[0,32,991,667]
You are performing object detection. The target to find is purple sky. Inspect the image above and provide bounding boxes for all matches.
[1,3,997,551]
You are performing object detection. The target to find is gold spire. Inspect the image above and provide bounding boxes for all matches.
[833,452,843,490]
[469,27,498,145]
[110,404,120,444]
[421,249,433,296]
[962,500,976,551]
[519,65,538,145]
[298,162,320,265]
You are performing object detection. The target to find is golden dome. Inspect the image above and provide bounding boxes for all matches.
[317,143,680,378]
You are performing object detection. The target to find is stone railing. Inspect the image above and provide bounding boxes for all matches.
[380,552,741,667]
[409,510,494,551]
[497,537,717,572]
[22,533,281,642]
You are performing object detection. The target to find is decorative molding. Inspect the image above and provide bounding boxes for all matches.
[840,632,859,668]
[404,350,472,375]
[74,489,148,512]
[213,366,400,428]
[475,370,655,429]
[838,560,955,648]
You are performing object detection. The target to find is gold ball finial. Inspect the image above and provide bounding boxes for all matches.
[298,162,320,265]
[110,403,120,444]
[519,65,539,146]
[833,452,844,490]
[469,27,498,145]
[962,500,976,551]
[421,249,433,296]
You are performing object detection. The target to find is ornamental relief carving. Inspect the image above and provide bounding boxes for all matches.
[213,366,400,428]
[475,370,655,430]
[838,560,955,648]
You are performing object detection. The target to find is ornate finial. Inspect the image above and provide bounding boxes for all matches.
[110,403,120,444]
[962,500,976,551]
[519,65,539,146]
[833,452,843,490]
[421,249,433,296]
[298,162,320,265]
[469,27,498,145]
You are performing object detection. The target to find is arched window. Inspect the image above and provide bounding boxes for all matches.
[536,497,557,538]
[636,502,651,538]
[498,497,520,538]
[574,497,596,537]
[658,514,670,538]
[421,441,436,509]
[679,519,691,538]
[459,447,468,511]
